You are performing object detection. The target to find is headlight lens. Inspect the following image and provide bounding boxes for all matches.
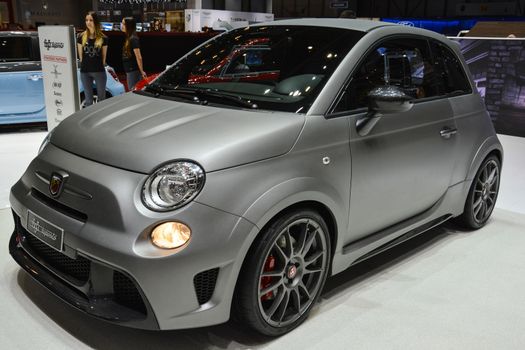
[38,130,53,154]
[142,161,205,211]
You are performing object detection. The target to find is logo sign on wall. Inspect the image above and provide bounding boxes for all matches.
[330,1,349,9]
[38,25,80,131]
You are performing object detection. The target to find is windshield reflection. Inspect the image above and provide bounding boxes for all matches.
[148,26,364,112]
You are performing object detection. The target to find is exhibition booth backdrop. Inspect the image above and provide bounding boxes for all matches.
[452,37,525,138]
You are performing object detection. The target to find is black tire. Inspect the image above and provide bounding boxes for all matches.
[234,209,331,336]
[456,155,501,229]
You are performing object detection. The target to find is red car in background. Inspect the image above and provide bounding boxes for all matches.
[133,38,280,90]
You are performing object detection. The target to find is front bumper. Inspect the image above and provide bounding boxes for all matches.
[9,144,257,330]
[9,212,159,329]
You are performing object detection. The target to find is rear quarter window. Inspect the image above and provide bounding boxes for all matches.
[430,41,472,95]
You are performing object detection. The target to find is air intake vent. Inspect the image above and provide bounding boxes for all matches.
[24,232,90,283]
[194,268,219,305]
[113,271,147,315]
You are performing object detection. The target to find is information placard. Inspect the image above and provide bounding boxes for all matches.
[38,25,80,131]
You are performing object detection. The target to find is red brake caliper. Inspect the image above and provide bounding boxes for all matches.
[260,255,276,301]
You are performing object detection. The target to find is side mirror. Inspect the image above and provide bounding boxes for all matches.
[368,85,414,115]
[356,86,414,137]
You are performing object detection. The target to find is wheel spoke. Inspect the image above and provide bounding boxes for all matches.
[273,244,289,264]
[301,229,317,257]
[483,166,489,182]
[304,267,323,275]
[280,230,293,260]
[473,196,483,213]
[265,286,286,320]
[298,281,311,300]
[476,201,487,221]
[487,167,497,186]
[305,250,324,266]
[295,221,309,255]
[259,279,283,298]
[483,201,489,220]
[291,288,302,313]
[261,269,284,278]
[278,290,291,323]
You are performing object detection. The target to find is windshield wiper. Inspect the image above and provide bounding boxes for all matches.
[147,85,258,109]
[144,84,198,102]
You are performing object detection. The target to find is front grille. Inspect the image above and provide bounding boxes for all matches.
[24,232,90,283]
[113,271,147,315]
[194,268,219,305]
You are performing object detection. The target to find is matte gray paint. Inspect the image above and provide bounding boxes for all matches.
[51,93,305,173]
[9,19,503,330]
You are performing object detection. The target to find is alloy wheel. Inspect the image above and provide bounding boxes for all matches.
[472,159,499,224]
[257,218,328,328]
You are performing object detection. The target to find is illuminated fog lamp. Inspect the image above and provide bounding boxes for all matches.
[151,222,191,249]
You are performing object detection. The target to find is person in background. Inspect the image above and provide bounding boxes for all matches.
[153,19,163,32]
[121,17,146,90]
[77,11,108,106]
[339,10,357,18]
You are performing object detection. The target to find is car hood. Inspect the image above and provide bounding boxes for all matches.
[51,93,305,173]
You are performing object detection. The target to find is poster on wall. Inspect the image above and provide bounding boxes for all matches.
[37,25,79,131]
[451,37,525,138]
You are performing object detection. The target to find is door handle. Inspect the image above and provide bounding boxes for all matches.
[27,74,43,81]
[440,127,458,139]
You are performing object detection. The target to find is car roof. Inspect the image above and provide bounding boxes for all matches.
[253,18,397,32]
[0,31,38,37]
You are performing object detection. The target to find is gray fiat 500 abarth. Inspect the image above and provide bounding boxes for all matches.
[9,19,502,336]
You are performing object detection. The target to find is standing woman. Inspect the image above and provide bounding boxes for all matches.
[77,11,108,106]
[121,17,146,90]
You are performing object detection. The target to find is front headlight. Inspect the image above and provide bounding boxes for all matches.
[142,161,205,211]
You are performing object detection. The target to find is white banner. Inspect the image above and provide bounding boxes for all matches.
[38,25,79,131]
[185,9,274,32]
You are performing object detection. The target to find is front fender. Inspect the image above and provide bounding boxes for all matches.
[196,154,351,263]
[241,177,346,251]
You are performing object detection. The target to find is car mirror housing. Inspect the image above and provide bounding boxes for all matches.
[367,85,414,115]
[356,86,414,137]
[368,85,413,115]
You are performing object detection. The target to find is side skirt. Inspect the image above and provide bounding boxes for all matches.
[350,214,451,266]
[341,191,453,267]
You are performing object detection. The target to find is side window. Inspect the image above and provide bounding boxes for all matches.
[334,38,438,113]
[0,37,31,62]
[430,41,472,95]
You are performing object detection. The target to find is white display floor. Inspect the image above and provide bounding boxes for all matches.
[1,131,524,349]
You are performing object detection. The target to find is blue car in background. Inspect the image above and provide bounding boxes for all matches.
[0,31,125,125]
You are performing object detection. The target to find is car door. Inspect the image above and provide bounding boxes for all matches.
[0,35,45,123]
[332,37,460,241]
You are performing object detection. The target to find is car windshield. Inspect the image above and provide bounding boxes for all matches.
[146,25,364,113]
